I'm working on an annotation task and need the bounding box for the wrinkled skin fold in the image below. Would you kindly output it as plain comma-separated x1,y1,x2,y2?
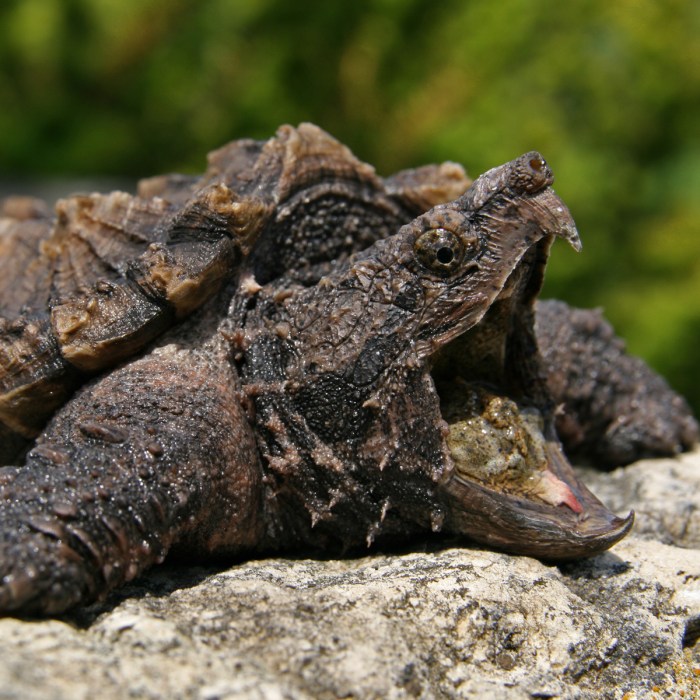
0,124,695,615
229,152,633,560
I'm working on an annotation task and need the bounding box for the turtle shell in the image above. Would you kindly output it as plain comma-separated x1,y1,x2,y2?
0,124,469,463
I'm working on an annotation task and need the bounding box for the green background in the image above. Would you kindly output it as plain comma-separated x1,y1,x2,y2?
1,0,698,412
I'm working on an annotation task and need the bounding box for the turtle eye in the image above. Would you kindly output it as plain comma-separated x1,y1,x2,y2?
414,228,472,275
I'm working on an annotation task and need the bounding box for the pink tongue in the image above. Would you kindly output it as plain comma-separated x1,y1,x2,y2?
537,469,583,514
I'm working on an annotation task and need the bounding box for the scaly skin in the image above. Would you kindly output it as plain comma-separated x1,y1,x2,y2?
0,124,469,464
0,129,694,616
230,153,633,560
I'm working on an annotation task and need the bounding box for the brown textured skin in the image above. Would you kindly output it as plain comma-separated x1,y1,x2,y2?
0,125,691,616
535,300,699,466
0,124,469,463
0,335,262,613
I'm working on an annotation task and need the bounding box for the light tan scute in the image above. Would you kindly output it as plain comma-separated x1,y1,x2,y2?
130,186,251,318
0,196,50,220
45,192,174,300
0,216,53,317
272,123,382,202
37,192,174,371
0,316,76,437
383,162,472,212
51,281,170,372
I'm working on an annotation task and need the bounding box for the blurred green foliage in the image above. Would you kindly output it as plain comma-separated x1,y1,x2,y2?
1,0,699,411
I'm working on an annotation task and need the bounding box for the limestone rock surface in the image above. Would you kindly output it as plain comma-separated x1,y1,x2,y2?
1,451,699,700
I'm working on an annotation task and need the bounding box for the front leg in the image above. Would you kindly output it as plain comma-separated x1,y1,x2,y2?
0,342,262,615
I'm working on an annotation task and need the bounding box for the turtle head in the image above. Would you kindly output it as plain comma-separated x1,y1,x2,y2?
239,152,632,558
401,152,632,558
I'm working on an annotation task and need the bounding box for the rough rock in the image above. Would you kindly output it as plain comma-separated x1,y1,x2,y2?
1,452,699,700
578,451,700,549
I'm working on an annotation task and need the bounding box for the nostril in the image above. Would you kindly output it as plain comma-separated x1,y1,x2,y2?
529,156,545,172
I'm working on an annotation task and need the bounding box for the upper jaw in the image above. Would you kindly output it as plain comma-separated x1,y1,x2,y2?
525,187,582,252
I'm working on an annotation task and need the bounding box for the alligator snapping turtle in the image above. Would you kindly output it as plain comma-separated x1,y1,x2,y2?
0,124,697,615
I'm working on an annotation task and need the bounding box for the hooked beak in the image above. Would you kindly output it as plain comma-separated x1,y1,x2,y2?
535,187,582,253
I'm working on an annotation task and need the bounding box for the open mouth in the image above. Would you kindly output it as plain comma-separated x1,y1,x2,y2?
430,240,634,560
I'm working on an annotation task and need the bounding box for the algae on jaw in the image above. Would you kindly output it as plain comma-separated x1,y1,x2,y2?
443,380,580,510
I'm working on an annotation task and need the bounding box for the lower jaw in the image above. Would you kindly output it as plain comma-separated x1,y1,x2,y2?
443,444,634,560
435,377,634,559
